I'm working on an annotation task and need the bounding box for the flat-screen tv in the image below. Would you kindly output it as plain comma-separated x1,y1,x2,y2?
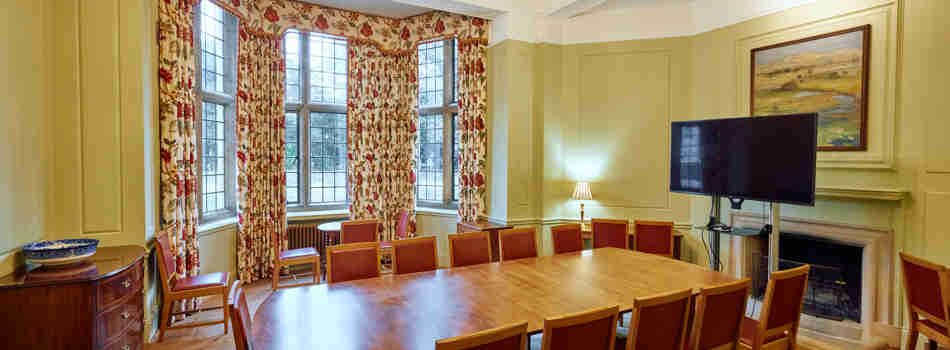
670,113,818,206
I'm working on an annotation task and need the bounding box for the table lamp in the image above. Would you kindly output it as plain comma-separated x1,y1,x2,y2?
571,182,592,222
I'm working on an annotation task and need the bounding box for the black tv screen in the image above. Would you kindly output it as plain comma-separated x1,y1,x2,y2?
669,113,817,206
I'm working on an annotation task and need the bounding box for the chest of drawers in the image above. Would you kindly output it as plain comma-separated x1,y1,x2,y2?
0,246,145,350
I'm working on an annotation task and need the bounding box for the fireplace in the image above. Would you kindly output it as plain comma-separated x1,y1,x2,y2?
750,232,863,322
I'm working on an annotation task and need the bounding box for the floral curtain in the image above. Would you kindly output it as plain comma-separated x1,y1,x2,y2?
158,0,201,282
347,41,418,241
455,36,489,221
235,25,287,282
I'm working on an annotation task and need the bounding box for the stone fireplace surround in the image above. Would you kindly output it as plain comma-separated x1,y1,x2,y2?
730,212,893,347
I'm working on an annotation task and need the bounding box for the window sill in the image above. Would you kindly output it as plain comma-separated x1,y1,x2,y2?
415,207,458,218
288,209,350,222
196,208,456,236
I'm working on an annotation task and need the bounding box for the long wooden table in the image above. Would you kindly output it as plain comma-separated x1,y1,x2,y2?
251,247,737,350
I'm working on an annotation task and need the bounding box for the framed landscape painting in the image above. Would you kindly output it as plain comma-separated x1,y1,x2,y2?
751,25,870,151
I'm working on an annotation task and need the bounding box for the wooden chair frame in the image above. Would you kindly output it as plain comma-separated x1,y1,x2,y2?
435,321,528,350
550,224,583,254
900,252,950,350
499,227,538,262
341,219,380,244
228,280,252,350
447,231,492,268
391,236,439,275
689,279,751,350
326,242,381,284
627,288,692,350
272,230,321,290
591,218,629,249
155,227,229,342
739,265,810,350
633,220,675,258
541,304,620,350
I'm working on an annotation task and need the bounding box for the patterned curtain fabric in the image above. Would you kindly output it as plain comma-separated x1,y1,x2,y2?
235,26,287,282
455,37,489,221
347,41,418,241
157,0,201,281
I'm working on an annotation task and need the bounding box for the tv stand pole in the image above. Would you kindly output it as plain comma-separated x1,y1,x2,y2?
709,195,722,271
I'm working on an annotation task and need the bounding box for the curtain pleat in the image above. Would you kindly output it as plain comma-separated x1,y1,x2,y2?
456,37,489,222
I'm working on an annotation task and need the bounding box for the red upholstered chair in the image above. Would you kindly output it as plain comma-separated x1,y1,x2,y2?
739,264,810,350
592,218,628,249
392,236,438,275
688,279,751,350
900,252,950,350
551,224,584,254
499,227,538,261
326,242,381,283
395,210,412,240
272,229,320,290
436,321,528,350
155,227,230,341
228,281,253,350
633,220,674,258
448,231,492,268
341,219,379,244
617,288,692,350
535,304,620,350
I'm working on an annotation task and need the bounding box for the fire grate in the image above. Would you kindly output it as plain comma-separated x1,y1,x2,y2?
751,253,860,322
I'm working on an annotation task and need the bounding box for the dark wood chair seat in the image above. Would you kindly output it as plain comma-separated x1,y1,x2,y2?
173,272,229,292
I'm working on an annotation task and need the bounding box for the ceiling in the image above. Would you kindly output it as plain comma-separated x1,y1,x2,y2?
297,0,432,19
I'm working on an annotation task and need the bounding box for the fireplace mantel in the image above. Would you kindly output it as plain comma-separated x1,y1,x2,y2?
815,186,909,201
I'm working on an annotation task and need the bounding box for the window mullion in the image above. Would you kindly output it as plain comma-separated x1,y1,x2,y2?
442,110,452,207
301,35,311,208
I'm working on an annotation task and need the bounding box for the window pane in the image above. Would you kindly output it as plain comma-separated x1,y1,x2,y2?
418,41,444,108
286,113,299,204
416,114,443,202
309,33,348,105
201,102,227,213
453,39,458,103
453,114,460,201
200,0,234,94
310,112,347,204
284,31,301,104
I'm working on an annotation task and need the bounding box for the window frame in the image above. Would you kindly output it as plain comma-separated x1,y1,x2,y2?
284,30,349,212
416,39,459,210
194,0,239,223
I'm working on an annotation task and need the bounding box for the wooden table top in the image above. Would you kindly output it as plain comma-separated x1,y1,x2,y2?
251,247,736,350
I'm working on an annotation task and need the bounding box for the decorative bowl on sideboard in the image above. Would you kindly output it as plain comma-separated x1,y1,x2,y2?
22,238,100,267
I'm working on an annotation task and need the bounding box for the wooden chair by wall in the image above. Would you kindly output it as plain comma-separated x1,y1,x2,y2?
535,304,620,350
448,231,492,268
499,227,538,261
900,252,950,350
326,242,381,283
435,321,529,350
551,224,583,254
689,279,751,350
341,219,379,244
228,280,253,350
592,218,628,249
618,288,692,350
155,229,230,341
272,229,320,290
739,265,810,350
633,220,674,258
391,236,438,275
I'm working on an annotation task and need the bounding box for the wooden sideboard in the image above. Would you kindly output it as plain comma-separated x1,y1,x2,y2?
0,245,145,350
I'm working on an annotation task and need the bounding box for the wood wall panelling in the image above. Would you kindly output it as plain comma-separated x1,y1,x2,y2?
924,192,950,264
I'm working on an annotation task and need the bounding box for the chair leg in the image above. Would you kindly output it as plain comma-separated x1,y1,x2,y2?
927,339,937,350
313,259,320,285
272,262,279,290
158,297,172,342
905,329,918,350
222,289,230,334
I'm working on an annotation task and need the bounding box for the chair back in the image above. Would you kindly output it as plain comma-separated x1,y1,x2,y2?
634,220,674,257
551,224,583,254
689,279,751,350
628,288,692,350
499,227,538,261
541,304,620,350
326,242,380,283
341,219,379,244
228,280,253,350
392,236,438,275
395,210,411,239
758,265,810,343
592,219,628,249
154,225,179,292
448,231,492,268
435,321,528,350
900,252,950,328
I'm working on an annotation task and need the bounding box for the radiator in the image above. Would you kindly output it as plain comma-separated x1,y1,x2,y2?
287,224,323,253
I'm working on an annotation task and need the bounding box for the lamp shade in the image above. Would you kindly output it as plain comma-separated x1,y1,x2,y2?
571,182,592,200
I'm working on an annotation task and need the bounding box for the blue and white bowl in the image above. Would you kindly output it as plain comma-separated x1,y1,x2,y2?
22,239,100,266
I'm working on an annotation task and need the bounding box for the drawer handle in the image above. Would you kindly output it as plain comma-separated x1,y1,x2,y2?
122,345,131,350
121,279,132,288
121,311,131,320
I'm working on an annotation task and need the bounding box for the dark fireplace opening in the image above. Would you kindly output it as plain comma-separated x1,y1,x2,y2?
752,232,863,323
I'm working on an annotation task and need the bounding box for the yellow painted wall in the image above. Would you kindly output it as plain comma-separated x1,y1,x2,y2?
0,0,55,276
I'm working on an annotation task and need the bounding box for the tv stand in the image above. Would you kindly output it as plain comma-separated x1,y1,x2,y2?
705,196,781,275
